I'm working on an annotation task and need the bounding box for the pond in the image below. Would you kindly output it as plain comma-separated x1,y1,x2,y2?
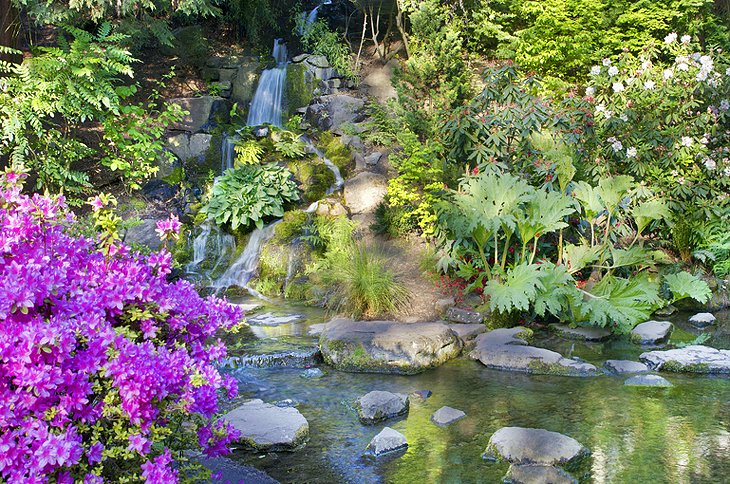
223,300,730,483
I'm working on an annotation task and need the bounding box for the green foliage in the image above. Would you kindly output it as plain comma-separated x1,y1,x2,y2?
274,210,309,243
272,130,306,159
234,140,265,165
664,272,712,304
202,163,299,230
297,18,355,80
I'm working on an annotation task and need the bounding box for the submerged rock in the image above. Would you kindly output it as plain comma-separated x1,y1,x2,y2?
470,328,601,377
431,406,466,426
319,318,462,374
640,345,730,373
483,427,590,472
195,455,279,484
630,320,673,345
411,390,432,400
624,374,673,387
445,307,483,324
689,312,717,328
355,390,409,424
247,312,305,326
504,464,578,484
300,368,324,378
365,427,408,457
603,360,650,374
224,399,309,451
548,324,612,342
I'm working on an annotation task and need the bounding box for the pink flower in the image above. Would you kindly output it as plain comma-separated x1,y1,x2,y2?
155,215,181,241
88,196,105,212
127,434,152,455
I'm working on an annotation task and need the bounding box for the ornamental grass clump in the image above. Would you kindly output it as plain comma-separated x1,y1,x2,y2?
0,171,243,483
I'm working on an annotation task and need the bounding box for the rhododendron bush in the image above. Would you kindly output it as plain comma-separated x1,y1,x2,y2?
0,171,243,482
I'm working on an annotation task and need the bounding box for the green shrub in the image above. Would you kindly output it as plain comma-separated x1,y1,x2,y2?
202,163,299,230
297,18,355,79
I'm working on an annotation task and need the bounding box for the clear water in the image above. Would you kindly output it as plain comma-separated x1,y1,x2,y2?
223,303,730,483
247,40,287,127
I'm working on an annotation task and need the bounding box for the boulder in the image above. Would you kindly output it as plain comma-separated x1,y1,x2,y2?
470,328,601,377
449,324,486,342
360,59,398,103
165,133,213,163
365,427,408,457
689,312,717,328
355,391,409,424
231,59,261,106
445,307,483,324
624,374,673,387
364,152,382,167
306,94,365,131
504,464,578,484
431,406,466,426
124,219,163,251
630,320,673,345
483,427,590,472
319,318,463,374
195,455,279,484
313,198,348,217
224,399,309,451
435,297,456,314
548,324,612,342
640,345,730,373
343,172,388,215
169,96,230,133
341,134,364,152
307,323,327,336
603,360,650,374
353,152,366,171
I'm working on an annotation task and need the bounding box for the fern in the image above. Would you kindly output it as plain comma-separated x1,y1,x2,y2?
234,140,265,165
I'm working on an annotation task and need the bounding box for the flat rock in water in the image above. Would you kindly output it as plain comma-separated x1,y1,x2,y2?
603,360,650,374
319,318,462,374
355,391,409,424
431,406,466,426
300,368,324,378
640,345,730,373
448,323,486,342
365,427,408,457
548,324,612,342
446,307,483,324
470,328,601,377
483,427,590,470
504,464,578,484
307,323,327,336
224,399,309,451
689,312,717,328
624,374,673,387
247,312,305,326
195,455,279,484
630,320,673,345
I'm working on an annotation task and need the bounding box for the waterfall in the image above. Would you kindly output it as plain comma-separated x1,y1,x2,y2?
211,221,281,294
221,134,236,173
247,39,288,127
186,222,236,282
304,0,331,28
300,135,344,193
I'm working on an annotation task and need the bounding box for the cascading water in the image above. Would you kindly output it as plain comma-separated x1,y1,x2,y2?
247,40,288,127
186,222,236,283
211,221,281,295
221,133,236,173
300,134,344,194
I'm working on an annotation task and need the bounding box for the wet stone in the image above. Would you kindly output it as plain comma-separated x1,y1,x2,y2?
689,312,717,328
365,427,408,457
300,368,324,379
548,324,612,342
504,464,578,484
224,399,309,451
431,406,466,426
603,360,650,374
446,307,483,324
483,427,590,470
624,374,673,387
448,323,486,342
630,320,673,345
356,390,409,425
411,390,432,400
247,312,305,326
640,345,730,373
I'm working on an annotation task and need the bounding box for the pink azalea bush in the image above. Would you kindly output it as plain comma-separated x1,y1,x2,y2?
0,171,243,482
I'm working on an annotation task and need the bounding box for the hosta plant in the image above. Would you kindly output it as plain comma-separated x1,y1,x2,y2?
203,163,300,230
0,170,243,482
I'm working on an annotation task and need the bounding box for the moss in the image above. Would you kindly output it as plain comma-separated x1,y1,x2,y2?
285,63,315,119
274,210,309,243
527,360,584,377
284,278,312,300
163,166,184,185
660,360,711,373
319,131,353,178
288,158,335,203
515,327,534,342
255,243,288,296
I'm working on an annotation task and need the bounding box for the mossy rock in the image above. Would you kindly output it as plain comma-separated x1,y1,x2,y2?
318,132,353,179
274,210,309,243
285,63,315,119
288,158,335,203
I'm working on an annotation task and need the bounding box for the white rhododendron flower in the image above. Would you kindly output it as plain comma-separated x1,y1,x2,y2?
590,65,601,76
586,87,595,97
620,113,628,122
644,80,655,90
641,60,652,71
677,63,689,72
704,158,716,170
602,58,612,66
612,82,624,92
625,77,635,85
612,140,623,152
720,100,730,111
680,136,693,147
608,66,619,77
681,35,691,44
663,69,674,79
724,167,730,177
626,147,637,158
664,32,678,44
595,104,606,114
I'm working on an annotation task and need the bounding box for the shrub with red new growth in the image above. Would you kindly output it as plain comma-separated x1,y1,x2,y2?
0,171,243,483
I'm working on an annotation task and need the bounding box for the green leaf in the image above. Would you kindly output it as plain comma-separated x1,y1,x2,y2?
664,272,711,304
484,264,544,313
563,241,600,273
631,199,670,236
581,274,661,333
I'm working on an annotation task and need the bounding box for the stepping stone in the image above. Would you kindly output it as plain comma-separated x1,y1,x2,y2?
624,374,673,387
689,312,716,328
549,324,612,342
446,307,483,324
365,427,408,457
603,360,650,374
483,427,590,470
300,368,324,378
471,328,601,377
504,464,578,484
319,318,462,374
224,399,309,451
411,390,432,400
355,391,409,424
640,345,730,373
448,323,486,342
630,321,673,345
431,406,466,426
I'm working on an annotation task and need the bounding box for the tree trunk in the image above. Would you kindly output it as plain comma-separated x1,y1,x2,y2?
395,0,410,59
0,0,21,63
